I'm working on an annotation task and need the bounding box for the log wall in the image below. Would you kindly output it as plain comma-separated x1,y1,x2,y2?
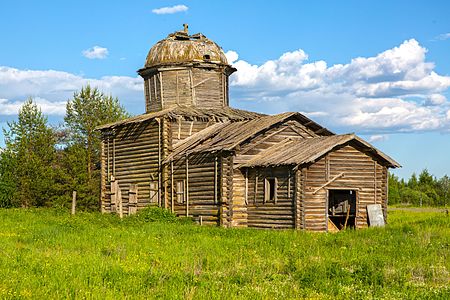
144,67,227,113
300,144,387,231
169,153,220,225
101,120,160,214
170,119,216,143
245,167,294,229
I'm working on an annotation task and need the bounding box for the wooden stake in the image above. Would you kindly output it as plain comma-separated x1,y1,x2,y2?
71,191,77,215
344,207,350,229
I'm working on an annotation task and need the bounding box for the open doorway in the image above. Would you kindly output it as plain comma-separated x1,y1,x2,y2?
328,189,356,230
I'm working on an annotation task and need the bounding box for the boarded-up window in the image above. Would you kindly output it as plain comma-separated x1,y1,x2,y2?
264,177,277,203
176,180,185,204
149,182,158,203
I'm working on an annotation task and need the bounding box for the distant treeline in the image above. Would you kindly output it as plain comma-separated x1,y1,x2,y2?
0,85,129,210
389,171,450,207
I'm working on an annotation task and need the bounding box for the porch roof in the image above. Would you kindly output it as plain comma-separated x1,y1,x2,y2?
238,134,400,168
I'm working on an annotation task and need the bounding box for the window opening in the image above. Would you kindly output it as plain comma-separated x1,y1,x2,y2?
176,180,185,204
264,178,277,203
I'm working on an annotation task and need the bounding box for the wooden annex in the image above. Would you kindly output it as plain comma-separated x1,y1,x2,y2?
97,25,400,231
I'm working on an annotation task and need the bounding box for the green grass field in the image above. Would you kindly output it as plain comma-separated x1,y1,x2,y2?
0,208,449,299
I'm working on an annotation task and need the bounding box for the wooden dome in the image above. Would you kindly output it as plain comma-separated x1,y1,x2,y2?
144,25,229,68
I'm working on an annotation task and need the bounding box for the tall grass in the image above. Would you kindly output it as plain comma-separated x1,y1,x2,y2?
0,208,448,299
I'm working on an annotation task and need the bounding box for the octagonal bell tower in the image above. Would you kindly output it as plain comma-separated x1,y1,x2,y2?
138,25,236,113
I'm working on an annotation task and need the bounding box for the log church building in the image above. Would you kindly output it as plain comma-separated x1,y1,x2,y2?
97,25,400,232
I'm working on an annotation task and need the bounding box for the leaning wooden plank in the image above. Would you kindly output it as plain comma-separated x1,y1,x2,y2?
312,172,345,194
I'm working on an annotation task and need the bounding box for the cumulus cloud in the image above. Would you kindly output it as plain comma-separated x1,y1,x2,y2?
0,66,143,119
152,4,188,15
82,46,109,59
1,38,450,137
228,39,450,133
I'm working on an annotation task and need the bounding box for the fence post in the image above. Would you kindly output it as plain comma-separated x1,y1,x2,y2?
71,191,77,215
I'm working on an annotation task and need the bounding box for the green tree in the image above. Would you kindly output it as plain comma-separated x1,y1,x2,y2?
0,148,18,207
63,85,129,210
1,98,56,207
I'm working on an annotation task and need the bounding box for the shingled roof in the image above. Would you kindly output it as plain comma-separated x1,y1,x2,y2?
238,134,400,168
164,112,334,162
96,106,263,130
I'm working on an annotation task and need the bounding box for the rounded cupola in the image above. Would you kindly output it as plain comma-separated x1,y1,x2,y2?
138,25,236,113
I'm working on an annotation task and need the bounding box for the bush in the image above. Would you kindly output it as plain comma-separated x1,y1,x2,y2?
131,206,179,223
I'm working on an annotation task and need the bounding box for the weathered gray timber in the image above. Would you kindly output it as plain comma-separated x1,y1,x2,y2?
97,25,400,232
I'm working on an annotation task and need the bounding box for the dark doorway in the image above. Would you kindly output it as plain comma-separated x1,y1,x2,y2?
328,190,356,230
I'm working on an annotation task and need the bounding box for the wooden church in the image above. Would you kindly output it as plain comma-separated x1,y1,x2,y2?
97,25,400,231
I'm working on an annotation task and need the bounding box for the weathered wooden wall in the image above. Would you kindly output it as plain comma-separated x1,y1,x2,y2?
228,119,314,228
170,119,216,144
245,167,294,229
300,144,387,231
101,120,160,214
169,153,220,225
144,68,227,113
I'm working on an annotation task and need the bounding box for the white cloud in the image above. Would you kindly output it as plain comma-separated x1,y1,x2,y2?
434,33,450,41
225,51,239,65
82,46,109,59
0,66,143,120
425,94,446,106
368,135,388,143
152,4,188,15
1,38,450,137
228,39,450,133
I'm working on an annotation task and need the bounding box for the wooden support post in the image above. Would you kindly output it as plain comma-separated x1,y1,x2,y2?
214,156,218,204
171,161,174,213
157,118,162,207
178,117,182,140
189,69,196,105
244,169,248,205
110,175,116,213
189,121,194,136
112,138,116,176
288,170,291,199
186,155,189,217
118,186,123,219
107,137,110,179
71,191,77,215
148,78,152,107
159,73,164,107
254,171,258,204
374,161,377,204
176,71,179,104
153,76,157,107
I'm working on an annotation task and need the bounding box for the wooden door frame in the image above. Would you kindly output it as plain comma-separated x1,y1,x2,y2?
325,187,360,231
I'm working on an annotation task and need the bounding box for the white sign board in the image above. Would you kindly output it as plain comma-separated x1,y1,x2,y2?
367,204,385,227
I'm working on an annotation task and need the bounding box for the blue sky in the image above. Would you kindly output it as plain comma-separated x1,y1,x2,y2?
0,1,449,179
